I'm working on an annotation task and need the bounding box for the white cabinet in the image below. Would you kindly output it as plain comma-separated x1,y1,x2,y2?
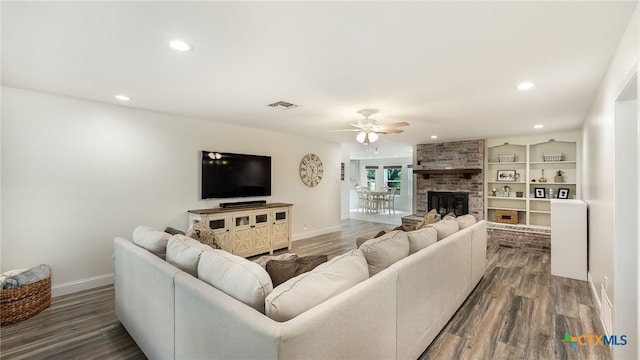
188,203,292,258
551,199,587,280
486,138,579,228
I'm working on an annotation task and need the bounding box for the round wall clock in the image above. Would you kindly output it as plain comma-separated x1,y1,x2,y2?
299,153,323,187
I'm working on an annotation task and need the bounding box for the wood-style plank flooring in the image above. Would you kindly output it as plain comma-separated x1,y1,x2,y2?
1,219,609,359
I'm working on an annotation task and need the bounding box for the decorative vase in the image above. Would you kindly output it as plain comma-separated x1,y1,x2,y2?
554,175,564,183
538,169,547,183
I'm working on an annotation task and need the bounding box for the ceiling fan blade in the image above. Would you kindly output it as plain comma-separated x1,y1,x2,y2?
383,121,410,127
377,129,404,134
348,123,363,128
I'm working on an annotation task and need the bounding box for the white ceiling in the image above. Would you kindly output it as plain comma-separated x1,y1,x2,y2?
2,1,636,159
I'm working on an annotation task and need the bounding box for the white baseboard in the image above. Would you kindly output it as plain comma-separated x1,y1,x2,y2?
292,225,342,241
51,273,114,298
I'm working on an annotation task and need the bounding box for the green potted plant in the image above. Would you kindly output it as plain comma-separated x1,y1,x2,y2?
554,170,564,183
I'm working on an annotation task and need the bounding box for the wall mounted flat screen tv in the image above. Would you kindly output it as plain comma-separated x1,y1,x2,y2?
201,151,272,199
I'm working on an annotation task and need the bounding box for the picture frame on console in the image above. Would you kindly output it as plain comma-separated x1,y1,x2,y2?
497,170,516,181
558,188,570,199
534,187,546,199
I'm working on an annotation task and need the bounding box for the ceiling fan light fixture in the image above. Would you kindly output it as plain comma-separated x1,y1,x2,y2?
356,131,367,143
368,132,379,143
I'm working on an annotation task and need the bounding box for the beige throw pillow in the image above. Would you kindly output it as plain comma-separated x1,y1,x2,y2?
265,249,368,322
198,250,273,313
421,209,441,227
359,230,410,276
186,220,221,249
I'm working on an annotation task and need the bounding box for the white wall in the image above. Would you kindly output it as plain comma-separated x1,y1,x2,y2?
581,7,638,359
1,87,342,295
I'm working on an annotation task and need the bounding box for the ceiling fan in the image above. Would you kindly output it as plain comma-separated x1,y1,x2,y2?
342,109,409,145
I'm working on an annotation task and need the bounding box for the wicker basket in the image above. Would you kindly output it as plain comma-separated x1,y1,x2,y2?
1,276,51,325
498,154,515,162
542,153,563,162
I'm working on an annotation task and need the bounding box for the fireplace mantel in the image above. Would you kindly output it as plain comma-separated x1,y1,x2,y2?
413,168,482,179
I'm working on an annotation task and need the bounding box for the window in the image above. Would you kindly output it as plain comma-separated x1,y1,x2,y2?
384,166,402,192
366,166,378,191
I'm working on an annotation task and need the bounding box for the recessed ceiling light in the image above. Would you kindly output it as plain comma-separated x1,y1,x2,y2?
170,40,192,52
115,94,130,101
517,81,535,90
534,124,544,129
431,135,438,139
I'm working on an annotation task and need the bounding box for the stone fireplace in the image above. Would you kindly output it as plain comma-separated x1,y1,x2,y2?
413,139,485,219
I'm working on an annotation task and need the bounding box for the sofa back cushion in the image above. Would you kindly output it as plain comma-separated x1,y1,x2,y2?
265,249,368,322
426,219,460,241
456,214,477,229
406,227,438,255
198,250,273,313
166,235,212,277
358,230,409,276
133,225,171,259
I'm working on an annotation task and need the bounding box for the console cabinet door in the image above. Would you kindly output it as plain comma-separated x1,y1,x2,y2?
272,208,290,251
232,214,252,256
252,210,271,254
205,214,231,252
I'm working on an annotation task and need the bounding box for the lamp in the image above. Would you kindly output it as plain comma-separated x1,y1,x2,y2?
356,131,379,145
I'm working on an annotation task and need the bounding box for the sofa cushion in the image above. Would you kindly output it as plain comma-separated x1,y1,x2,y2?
266,255,328,287
442,212,457,221
132,225,171,259
456,214,477,229
166,235,212,277
265,249,368,322
406,226,438,254
198,250,273,313
426,219,460,241
358,230,409,276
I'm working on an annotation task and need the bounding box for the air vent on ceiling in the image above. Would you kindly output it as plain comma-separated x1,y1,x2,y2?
267,101,299,110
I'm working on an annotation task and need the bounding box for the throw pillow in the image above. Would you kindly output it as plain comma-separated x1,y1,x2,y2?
393,225,408,231
253,253,299,268
426,219,460,241
164,226,185,235
422,209,441,226
186,220,221,249
132,225,171,259
442,212,457,221
265,249,368,322
456,214,477,229
359,230,410,276
373,230,387,238
166,235,212,277
266,255,328,287
406,226,438,254
198,250,273,314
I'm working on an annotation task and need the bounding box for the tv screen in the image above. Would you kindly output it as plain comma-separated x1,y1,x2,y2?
201,151,272,199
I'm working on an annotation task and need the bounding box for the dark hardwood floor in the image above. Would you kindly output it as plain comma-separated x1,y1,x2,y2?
1,219,609,360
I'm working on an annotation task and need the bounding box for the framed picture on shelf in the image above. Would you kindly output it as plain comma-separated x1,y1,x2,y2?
497,170,516,181
534,187,546,198
558,188,570,199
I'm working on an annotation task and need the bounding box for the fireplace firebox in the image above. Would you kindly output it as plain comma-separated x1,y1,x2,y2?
428,191,469,218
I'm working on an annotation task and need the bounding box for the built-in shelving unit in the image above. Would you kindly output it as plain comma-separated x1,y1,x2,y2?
486,137,580,228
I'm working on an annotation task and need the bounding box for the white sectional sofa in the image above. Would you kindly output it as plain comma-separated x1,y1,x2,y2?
114,218,487,360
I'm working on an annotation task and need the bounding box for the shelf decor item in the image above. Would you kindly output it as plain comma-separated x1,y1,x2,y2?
538,169,547,183
496,209,518,224
554,170,564,183
558,188,570,199
543,153,563,162
497,170,516,181
498,154,515,162
534,187,546,199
